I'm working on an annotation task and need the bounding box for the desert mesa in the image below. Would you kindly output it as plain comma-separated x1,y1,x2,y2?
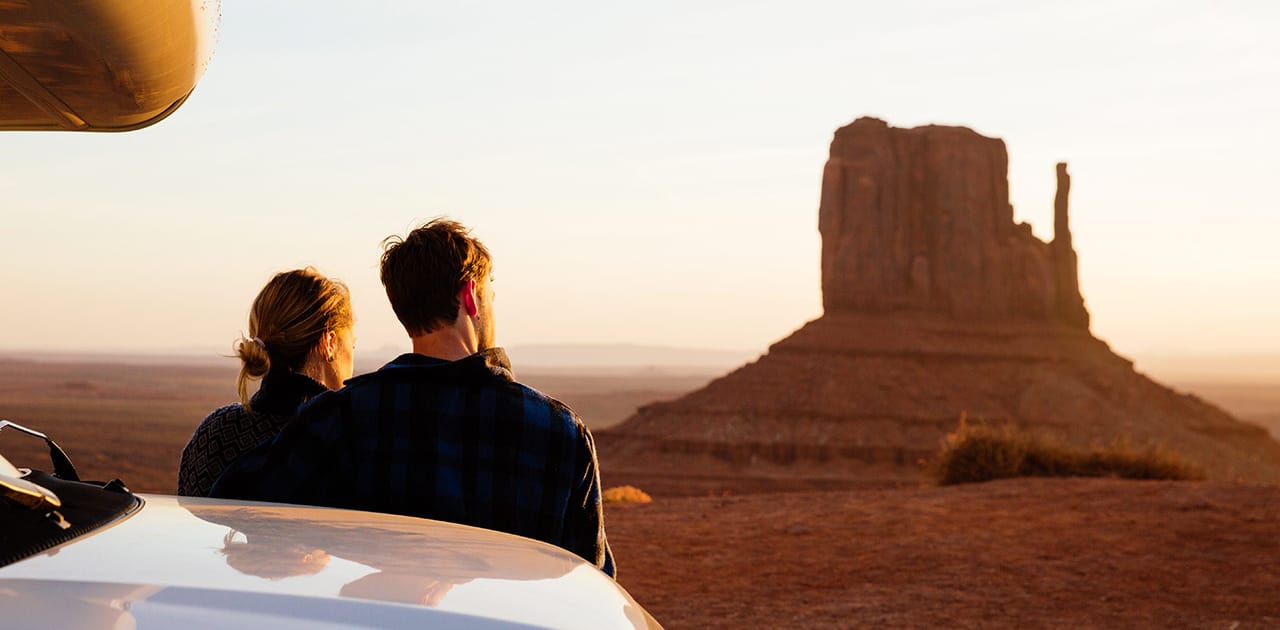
599,116,1280,489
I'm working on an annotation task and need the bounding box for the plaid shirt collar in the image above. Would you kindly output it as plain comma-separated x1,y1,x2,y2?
351,347,516,385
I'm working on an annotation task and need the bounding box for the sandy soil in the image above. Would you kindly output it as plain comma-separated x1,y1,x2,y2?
4,358,1279,628
608,477,1280,629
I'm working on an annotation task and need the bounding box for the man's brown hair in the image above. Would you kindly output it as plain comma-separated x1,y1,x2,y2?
380,218,492,336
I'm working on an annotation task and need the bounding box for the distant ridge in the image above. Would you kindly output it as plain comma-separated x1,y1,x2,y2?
5,347,1279,382
1131,353,1280,383
0,344,761,374
506,344,759,371
0,350,229,367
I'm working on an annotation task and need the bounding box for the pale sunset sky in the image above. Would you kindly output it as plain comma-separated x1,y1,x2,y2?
2,1,1277,366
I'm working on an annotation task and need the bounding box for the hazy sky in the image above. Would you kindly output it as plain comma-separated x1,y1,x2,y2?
3,1,1277,363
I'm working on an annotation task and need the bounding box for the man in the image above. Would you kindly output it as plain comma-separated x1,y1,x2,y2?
211,219,614,577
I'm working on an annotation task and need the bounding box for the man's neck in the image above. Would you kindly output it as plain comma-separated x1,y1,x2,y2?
409,330,477,362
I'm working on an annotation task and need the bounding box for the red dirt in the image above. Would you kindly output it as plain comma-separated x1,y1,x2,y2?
5,360,1279,628
607,477,1280,629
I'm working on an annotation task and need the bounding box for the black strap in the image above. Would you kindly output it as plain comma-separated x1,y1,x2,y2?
0,420,80,481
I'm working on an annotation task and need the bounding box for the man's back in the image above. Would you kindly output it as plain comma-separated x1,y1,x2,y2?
210,348,614,576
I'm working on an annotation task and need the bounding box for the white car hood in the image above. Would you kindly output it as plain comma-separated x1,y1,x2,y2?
0,495,657,629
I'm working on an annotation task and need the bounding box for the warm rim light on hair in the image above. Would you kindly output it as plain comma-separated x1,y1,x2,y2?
380,218,493,337
234,267,353,407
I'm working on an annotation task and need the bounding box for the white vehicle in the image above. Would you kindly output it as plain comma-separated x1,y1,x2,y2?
1,3,661,628
0,421,659,629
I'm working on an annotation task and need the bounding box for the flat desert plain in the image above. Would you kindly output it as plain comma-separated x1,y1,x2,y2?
1,356,1279,628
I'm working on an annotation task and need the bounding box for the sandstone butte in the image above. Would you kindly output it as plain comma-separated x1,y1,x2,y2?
598,116,1280,490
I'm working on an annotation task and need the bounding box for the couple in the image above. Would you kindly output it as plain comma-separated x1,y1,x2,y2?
177,219,614,577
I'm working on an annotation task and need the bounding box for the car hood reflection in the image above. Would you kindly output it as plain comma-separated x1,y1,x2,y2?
0,495,654,629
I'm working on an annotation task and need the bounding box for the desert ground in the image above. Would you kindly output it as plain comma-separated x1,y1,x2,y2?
0,356,715,491
2,356,1279,628
608,478,1280,628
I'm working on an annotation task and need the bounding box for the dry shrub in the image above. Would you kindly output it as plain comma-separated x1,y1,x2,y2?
603,485,653,505
929,419,1205,485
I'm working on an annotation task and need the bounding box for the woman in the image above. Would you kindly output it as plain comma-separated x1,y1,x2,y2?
178,267,355,496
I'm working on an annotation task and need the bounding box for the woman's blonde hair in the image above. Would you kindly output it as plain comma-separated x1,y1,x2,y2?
234,267,353,406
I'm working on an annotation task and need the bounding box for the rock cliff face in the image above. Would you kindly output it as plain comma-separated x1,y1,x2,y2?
819,118,1088,326
600,117,1280,485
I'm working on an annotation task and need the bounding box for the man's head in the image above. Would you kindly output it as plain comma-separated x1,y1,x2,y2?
380,219,495,349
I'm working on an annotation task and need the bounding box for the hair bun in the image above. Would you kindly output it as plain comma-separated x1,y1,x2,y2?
235,267,352,405
236,336,272,379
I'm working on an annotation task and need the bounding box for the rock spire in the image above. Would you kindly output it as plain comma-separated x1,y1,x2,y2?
598,117,1280,490
818,117,1089,327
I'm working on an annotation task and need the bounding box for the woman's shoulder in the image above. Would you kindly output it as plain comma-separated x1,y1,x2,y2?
180,403,289,497
193,402,283,438
184,402,291,460
202,402,251,425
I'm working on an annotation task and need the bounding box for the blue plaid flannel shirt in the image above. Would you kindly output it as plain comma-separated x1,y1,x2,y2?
210,348,615,577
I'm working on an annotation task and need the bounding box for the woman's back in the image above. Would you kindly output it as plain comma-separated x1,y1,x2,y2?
178,370,325,496
177,267,355,496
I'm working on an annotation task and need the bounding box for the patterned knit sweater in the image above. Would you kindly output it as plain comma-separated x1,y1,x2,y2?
178,370,326,496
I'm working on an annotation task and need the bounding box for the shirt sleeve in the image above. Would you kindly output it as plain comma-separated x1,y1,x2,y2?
177,416,214,496
179,404,238,497
209,393,347,506
562,419,616,578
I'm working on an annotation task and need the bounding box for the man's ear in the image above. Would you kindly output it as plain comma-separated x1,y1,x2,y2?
460,279,479,317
